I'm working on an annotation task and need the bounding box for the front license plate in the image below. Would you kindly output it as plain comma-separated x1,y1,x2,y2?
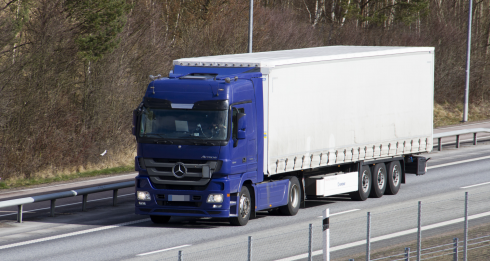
168,195,190,201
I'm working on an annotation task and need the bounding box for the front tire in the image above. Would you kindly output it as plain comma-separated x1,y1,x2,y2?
350,166,371,201
370,163,387,198
230,185,252,226
386,161,402,195
279,176,301,216
150,215,171,224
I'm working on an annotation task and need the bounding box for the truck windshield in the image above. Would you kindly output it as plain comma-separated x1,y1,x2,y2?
139,107,229,141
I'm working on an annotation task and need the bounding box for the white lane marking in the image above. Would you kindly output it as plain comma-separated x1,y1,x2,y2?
0,193,133,217
428,155,490,170
136,245,191,256
276,210,490,261
0,218,150,250
461,181,490,189
317,209,360,218
0,173,137,195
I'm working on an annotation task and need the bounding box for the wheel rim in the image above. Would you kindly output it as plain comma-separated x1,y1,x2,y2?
290,184,300,208
239,193,251,218
377,168,385,188
392,165,400,186
362,170,370,192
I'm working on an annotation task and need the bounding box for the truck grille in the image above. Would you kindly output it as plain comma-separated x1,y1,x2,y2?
143,158,221,186
152,183,208,190
153,159,208,164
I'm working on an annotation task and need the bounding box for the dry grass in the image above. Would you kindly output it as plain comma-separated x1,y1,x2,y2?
0,151,135,189
434,102,490,128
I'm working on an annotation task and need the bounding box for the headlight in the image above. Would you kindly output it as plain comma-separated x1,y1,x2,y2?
137,191,151,201
207,193,224,203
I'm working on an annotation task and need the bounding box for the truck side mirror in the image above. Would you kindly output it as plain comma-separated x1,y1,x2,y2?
237,113,247,130
132,110,138,136
233,112,247,147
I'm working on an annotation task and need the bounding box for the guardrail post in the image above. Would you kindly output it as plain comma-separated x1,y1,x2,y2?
473,133,477,145
405,247,410,261
366,212,371,261
248,235,253,261
50,199,56,217
456,135,460,148
178,250,183,261
438,138,442,151
323,208,330,261
464,192,468,261
453,238,459,261
17,205,23,223
82,194,88,211
308,223,313,261
417,201,422,261
113,189,118,206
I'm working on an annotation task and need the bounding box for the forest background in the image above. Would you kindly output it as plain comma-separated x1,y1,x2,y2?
1,0,490,182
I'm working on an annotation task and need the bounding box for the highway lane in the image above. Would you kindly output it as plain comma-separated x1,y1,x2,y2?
1,145,490,260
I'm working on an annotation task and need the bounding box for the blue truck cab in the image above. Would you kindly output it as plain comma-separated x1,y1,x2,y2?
133,65,292,226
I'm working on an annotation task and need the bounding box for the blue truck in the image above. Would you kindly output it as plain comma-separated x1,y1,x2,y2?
133,46,433,225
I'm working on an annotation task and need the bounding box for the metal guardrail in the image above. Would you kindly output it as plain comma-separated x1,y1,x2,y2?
0,181,134,223
0,129,488,223
433,128,490,151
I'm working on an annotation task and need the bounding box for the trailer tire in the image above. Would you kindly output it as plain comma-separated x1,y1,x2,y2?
150,215,171,224
370,163,387,198
279,176,301,216
386,161,402,195
350,165,371,201
230,185,252,226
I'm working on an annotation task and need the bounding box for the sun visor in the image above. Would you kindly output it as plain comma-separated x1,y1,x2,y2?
143,97,172,109
192,100,229,110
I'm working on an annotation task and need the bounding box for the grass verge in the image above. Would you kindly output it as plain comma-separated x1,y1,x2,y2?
0,165,134,190
434,102,490,128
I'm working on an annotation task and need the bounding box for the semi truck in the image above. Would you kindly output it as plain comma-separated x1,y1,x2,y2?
133,46,434,226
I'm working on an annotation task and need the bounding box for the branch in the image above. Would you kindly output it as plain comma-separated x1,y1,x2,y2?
0,41,32,55
1,0,19,11
359,0,375,10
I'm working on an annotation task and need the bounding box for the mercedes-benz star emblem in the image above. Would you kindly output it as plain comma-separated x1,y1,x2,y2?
172,162,187,178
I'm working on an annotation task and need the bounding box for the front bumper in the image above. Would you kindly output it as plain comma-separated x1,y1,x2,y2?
134,175,237,218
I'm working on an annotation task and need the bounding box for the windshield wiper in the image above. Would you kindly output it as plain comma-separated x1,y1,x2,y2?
143,133,167,138
192,141,216,146
154,140,173,144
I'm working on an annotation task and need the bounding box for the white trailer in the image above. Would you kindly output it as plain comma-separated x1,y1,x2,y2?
175,46,434,202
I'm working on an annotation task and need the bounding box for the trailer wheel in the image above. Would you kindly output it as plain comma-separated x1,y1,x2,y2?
370,163,387,198
350,166,371,201
386,161,401,195
230,185,251,226
150,215,171,224
279,176,301,216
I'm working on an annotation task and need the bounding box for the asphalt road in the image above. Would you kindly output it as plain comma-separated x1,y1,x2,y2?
1,126,490,260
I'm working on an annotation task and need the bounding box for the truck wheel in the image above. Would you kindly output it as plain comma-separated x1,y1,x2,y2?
230,185,251,226
386,161,401,195
279,176,301,216
370,163,387,198
350,165,371,201
150,215,171,224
